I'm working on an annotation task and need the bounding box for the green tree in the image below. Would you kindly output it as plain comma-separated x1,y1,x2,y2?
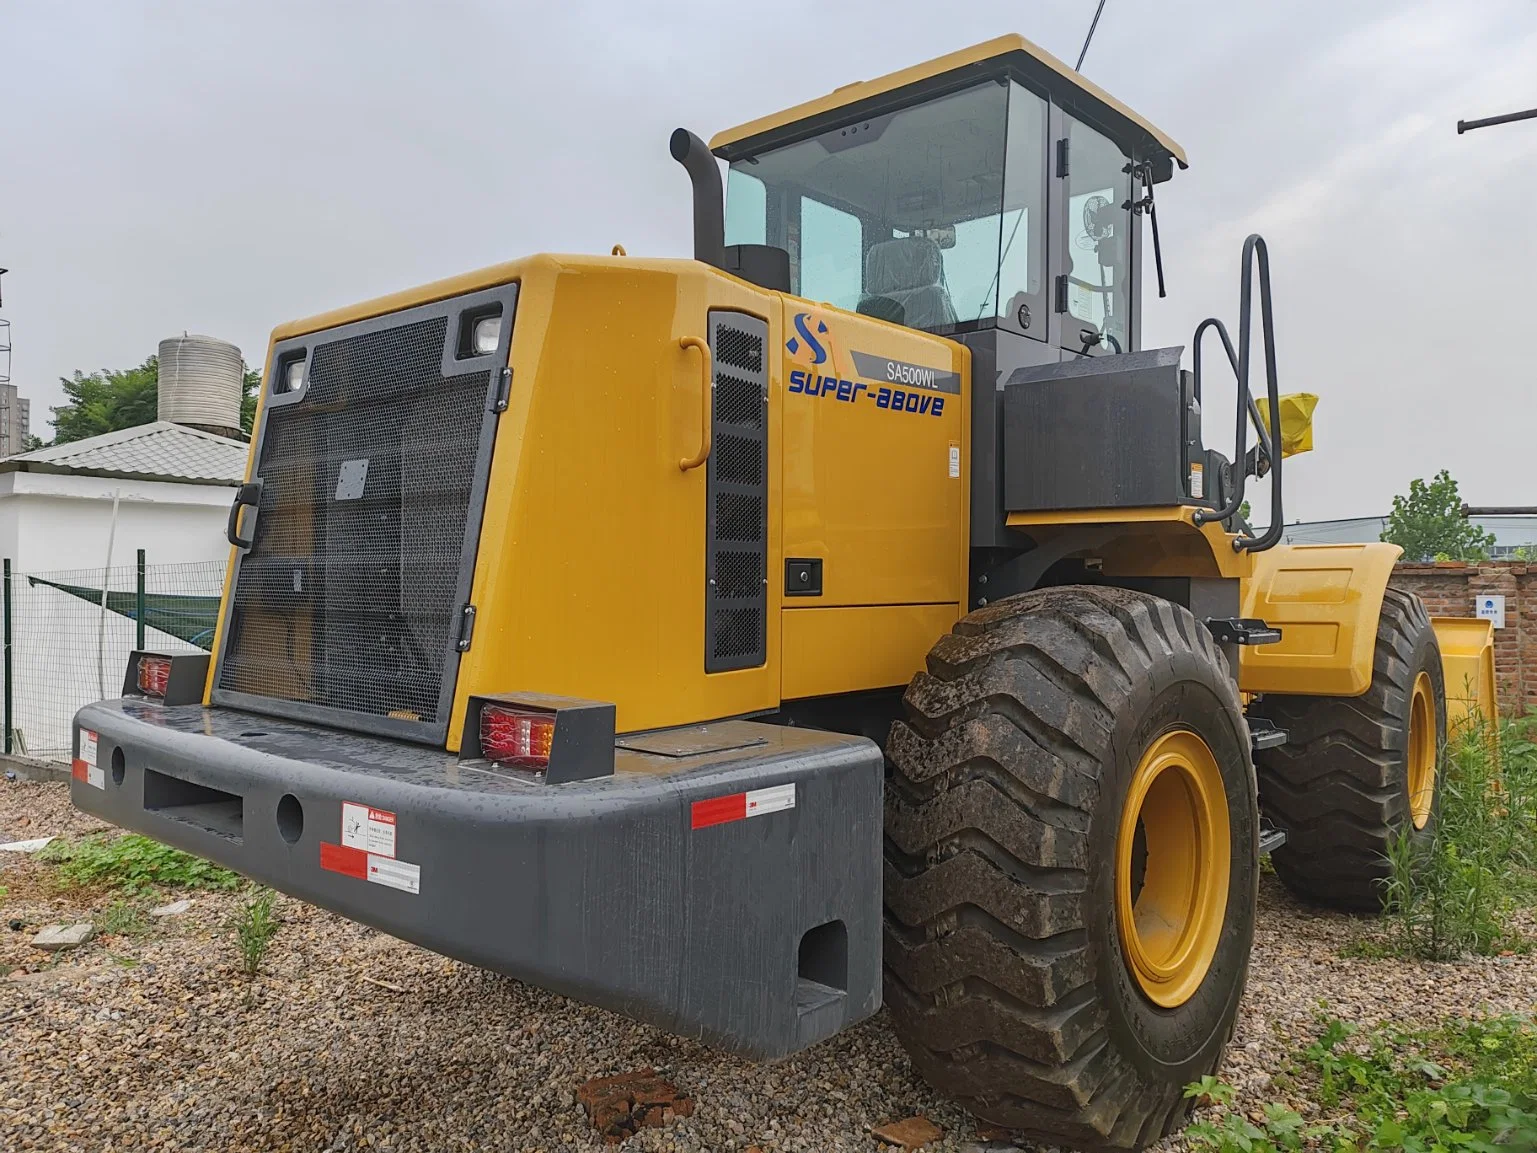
1381,470,1497,562
52,358,159,444
50,357,258,446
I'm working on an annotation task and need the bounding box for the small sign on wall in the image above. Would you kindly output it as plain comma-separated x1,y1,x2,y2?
1476,594,1506,629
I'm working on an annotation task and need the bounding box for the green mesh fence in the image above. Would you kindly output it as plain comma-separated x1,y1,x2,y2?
5,560,227,762
24,578,220,649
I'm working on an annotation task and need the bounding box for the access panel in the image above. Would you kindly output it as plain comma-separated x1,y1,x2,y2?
778,301,967,608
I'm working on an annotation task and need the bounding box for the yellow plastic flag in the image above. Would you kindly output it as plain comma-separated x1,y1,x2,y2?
1255,392,1319,457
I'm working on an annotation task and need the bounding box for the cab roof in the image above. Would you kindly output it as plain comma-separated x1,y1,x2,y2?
709,33,1187,174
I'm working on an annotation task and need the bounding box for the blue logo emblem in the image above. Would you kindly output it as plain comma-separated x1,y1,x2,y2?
786,312,828,365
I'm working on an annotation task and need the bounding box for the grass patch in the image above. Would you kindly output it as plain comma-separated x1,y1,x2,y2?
98,899,148,937
233,889,279,978
40,833,240,895
1187,1012,1537,1151
1335,933,1400,960
1379,711,1537,960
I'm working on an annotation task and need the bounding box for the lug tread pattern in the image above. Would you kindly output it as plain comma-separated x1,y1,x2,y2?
1250,588,1442,910
883,586,1244,1150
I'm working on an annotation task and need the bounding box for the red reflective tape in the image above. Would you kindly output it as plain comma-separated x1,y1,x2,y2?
319,841,368,880
690,792,747,829
71,759,89,782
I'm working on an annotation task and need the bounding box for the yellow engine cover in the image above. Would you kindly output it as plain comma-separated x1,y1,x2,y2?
241,255,971,748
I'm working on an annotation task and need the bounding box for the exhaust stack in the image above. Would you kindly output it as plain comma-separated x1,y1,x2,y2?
670,128,726,271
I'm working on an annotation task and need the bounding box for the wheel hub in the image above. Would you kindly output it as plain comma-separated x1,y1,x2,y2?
1115,730,1231,1009
1407,671,1437,829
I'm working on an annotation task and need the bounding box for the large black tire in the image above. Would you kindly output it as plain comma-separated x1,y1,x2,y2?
1250,587,1445,911
883,586,1259,1151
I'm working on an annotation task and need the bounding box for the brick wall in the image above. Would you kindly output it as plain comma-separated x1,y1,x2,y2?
1390,561,1534,716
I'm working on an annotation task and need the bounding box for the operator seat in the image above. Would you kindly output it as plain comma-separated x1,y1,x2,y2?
857,236,958,332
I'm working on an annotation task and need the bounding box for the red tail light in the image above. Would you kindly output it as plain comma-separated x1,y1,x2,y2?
137,656,172,698
480,705,555,768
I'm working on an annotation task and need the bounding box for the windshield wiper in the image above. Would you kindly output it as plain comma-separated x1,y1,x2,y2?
1126,162,1167,299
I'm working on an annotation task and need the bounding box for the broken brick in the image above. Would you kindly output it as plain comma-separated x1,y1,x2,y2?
577,1068,694,1145
873,1115,944,1150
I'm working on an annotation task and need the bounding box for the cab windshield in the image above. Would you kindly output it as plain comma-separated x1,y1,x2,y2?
724,81,1048,338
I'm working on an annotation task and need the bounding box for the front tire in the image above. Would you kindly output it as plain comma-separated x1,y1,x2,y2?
883,586,1259,1151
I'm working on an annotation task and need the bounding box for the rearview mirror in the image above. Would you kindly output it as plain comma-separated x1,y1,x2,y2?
917,225,956,250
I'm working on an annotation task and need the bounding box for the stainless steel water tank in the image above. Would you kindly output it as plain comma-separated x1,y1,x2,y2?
157,334,242,432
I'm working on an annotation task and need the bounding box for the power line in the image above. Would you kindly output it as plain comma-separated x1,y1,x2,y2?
1076,0,1109,71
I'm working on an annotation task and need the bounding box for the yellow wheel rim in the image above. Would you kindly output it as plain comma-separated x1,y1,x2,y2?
1408,671,1437,830
1115,730,1231,1009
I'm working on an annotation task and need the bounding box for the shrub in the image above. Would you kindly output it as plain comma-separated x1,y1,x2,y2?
1186,1013,1537,1151
1380,710,1537,960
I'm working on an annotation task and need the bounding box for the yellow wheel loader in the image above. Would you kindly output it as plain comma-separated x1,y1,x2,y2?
72,33,1497,1151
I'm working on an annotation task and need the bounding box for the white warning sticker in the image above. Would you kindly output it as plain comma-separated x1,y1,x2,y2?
948,442,961,479
1189,463,1205,499
79,729,98,766
341,802,397,858
367,855,420,894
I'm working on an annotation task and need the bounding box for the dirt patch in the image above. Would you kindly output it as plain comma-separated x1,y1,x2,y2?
3,779,1535,1152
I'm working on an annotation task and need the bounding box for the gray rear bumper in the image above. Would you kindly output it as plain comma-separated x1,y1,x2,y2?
71,700,883,1060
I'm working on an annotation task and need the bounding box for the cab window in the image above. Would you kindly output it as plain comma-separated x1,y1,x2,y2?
724,170,767,246
799,197,863,310
724,82,1010,335
1063,115,1132,353
996,82,1049,338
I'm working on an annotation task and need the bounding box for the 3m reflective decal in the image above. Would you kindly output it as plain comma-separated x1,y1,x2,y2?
691,783,796,829
320,841,368,879
320,841,420,894
367,856,420,894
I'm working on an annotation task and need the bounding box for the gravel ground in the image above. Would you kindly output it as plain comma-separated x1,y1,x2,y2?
3,777,1535,1153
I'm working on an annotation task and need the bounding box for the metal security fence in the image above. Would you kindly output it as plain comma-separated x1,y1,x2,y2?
2,554,226,762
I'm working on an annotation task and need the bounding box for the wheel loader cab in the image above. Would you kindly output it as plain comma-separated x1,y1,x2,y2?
713,45,1176,358
708,35,1189,557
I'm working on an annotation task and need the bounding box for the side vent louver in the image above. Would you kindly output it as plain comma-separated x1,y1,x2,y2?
705,311,768,672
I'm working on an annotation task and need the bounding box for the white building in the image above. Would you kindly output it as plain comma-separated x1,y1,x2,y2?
0,420,245,570
0,421,247,760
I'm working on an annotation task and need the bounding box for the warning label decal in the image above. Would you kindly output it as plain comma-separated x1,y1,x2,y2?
341,802,396,858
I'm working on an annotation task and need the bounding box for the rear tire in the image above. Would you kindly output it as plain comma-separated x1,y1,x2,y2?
1250,587,1445,912
883,586,1258,1151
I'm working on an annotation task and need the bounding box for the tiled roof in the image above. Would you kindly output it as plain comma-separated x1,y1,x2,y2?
3,421,248,484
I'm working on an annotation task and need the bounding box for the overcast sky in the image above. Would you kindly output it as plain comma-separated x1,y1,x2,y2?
3,0,1534,522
